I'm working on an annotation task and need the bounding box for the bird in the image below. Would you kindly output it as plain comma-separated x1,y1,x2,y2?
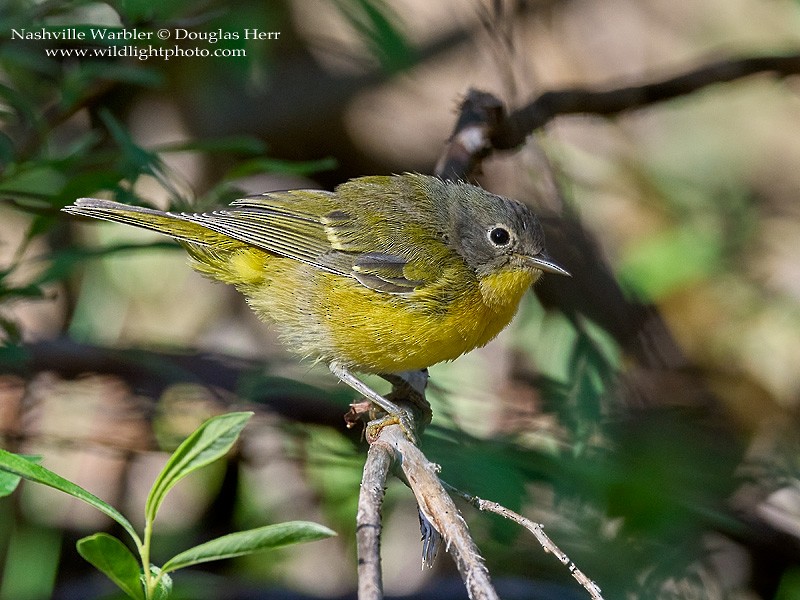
62,173,568,438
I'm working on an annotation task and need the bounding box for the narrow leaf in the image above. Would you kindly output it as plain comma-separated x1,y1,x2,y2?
146,566,173,600
0,454,40,497
145,412,252,522
0,449,140,545
162,521,336,573
77,534,145,600
154,136,267,155
0,470,22,497
224,157,337,179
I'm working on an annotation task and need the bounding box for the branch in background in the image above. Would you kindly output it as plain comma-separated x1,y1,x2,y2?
434,90,505,182
497,52,800,148
437,52,800,178
0,339,350,430
437,89,685,369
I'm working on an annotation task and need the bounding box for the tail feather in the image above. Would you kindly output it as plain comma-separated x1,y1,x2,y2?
62,199,231,247
63,198,272,287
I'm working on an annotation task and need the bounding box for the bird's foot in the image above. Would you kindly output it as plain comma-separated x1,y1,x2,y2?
365,406,418,445
331,362,427,444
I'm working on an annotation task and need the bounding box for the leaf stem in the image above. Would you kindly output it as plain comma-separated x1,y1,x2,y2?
141,516,155,598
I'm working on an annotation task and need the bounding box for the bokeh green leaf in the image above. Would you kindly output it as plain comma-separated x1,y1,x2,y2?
77,533,145,600
0,449,141,545
145,412,253,522
162,521,336,572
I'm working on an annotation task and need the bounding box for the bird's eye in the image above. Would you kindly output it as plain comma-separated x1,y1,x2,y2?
488,226,512,247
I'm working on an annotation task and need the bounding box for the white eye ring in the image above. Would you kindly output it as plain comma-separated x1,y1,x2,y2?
487,225,512,247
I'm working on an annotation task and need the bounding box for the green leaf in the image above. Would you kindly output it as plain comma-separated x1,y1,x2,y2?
145,412,253,522
77,533,145,600
0,470,22,497
775,566,800,600
0,455,40,497
70,61,162,88
0,316,22,343
0,165,67,198
97,109,171,193
224,156,337,180
618,223,723,299
333,0,416,72
0,449,141,546
162,521,336,572
0,131,14,163
146,566,173,600
0,283,45,301
154,136,267,156
0,82,37,126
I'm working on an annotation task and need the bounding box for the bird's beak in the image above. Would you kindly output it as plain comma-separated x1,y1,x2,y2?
524,255,571,276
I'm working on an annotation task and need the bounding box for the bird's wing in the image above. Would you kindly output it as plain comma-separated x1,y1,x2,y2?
66,190,448,294
179,192,340,273
220,192,445,294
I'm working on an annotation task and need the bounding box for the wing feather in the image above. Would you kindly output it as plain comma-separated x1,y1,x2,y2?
65,184,451,295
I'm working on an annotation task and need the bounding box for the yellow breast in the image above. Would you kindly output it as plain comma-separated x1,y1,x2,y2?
320,266,536,373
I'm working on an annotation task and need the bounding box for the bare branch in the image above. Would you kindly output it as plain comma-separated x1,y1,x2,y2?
496,53,800,149
436,52,800,179
371,425,499,600
433,54,792,369
356,443,393,600
444,483,605,600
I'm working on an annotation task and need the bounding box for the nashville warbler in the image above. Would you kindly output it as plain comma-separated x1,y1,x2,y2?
63,173,568,435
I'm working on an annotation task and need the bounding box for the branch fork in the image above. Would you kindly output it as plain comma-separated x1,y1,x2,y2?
353,375,603,600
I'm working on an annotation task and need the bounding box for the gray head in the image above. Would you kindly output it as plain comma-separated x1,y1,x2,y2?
441,180,569,279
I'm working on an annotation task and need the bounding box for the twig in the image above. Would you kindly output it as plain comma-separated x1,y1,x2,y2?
353,369,498,600
356,443,393,600
444,482,605,600
371,425,499,600
496,52,800,149
436,52,800,180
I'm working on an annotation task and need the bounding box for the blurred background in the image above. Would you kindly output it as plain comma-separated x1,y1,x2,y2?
2,0,800,598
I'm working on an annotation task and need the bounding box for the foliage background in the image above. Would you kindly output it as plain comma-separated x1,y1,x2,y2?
1,0,800,598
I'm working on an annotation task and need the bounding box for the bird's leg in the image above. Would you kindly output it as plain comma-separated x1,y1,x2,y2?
380,369,432,430
330,362,427,444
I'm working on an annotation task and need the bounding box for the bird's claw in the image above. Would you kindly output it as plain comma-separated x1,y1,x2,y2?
366,407,418,445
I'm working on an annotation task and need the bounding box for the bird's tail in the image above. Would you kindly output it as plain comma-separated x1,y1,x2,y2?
63,198,271,287
62,199,229,246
